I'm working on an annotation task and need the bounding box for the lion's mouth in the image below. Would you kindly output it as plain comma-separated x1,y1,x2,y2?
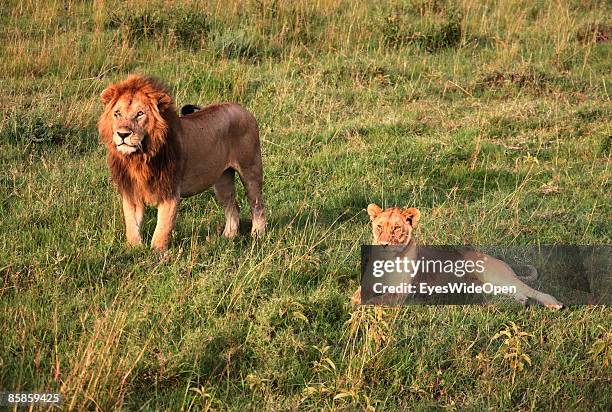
117,142,141,149
116,142,143,154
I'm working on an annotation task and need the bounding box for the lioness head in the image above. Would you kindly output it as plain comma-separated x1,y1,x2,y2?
98,75,174,156
367,203,420,245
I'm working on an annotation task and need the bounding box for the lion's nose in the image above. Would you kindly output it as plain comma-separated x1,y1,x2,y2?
117,131,132,140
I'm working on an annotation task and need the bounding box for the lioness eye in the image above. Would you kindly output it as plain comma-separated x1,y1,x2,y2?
113,111,121,118
136,111,144,118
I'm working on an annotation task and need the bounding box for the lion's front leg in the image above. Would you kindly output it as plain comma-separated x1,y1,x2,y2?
151,197,180,251
122,194,144,246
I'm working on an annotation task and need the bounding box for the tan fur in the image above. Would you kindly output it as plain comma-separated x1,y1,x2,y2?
99,75,267,250
352,204,562,309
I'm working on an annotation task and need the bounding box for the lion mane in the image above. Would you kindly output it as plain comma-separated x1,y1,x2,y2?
97,75,181,204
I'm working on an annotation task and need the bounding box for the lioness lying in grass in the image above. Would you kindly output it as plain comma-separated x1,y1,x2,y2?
352,204,563,309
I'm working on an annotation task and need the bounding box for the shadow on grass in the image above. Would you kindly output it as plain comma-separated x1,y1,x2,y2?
126,320,255,398
269,167,523,232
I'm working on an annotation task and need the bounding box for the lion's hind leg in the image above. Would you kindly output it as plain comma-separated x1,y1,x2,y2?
214,168,240,238
477,254,563,310
237,164,267,237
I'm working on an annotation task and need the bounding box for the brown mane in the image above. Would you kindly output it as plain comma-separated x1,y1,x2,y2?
98,75,182,204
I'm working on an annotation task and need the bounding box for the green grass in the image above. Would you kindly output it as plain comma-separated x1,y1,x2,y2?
0,0,610,410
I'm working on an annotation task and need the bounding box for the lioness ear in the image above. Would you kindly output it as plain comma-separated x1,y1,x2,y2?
100,85,117,106
402,207,420,228
367,203,383,221
155,91,172,112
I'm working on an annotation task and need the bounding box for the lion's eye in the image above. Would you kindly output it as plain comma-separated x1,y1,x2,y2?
376,225,382,232
113,111,121,118
136,111,145,118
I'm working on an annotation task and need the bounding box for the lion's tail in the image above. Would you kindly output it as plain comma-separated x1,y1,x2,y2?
516,264,538,282
180,104,202,116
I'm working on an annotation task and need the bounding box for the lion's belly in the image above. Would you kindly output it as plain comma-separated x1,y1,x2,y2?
178,152,229,197
179,172,222,197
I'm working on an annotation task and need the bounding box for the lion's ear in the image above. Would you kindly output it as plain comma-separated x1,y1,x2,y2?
155,91,173,112
100,85,117,106
402,207,420,228
367,203,383,221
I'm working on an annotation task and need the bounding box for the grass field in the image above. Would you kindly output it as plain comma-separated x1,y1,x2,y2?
0,0,610,410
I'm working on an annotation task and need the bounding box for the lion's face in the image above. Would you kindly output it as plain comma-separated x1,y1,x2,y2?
99,75,173,156
107,93,154,154
367,204,420,246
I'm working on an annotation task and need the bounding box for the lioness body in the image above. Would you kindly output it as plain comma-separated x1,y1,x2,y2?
353,204,563,309
98,75,266,250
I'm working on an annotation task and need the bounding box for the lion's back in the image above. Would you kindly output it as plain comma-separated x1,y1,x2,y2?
180,103,258,143
177,102,261,193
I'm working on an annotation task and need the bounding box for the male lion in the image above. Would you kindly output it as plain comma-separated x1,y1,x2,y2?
352,204,563,309
98,75,266,250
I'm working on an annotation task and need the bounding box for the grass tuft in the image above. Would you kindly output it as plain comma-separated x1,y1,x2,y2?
211,29,278,60
381,6,462,51
0,109,92,152
105,5,212,48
